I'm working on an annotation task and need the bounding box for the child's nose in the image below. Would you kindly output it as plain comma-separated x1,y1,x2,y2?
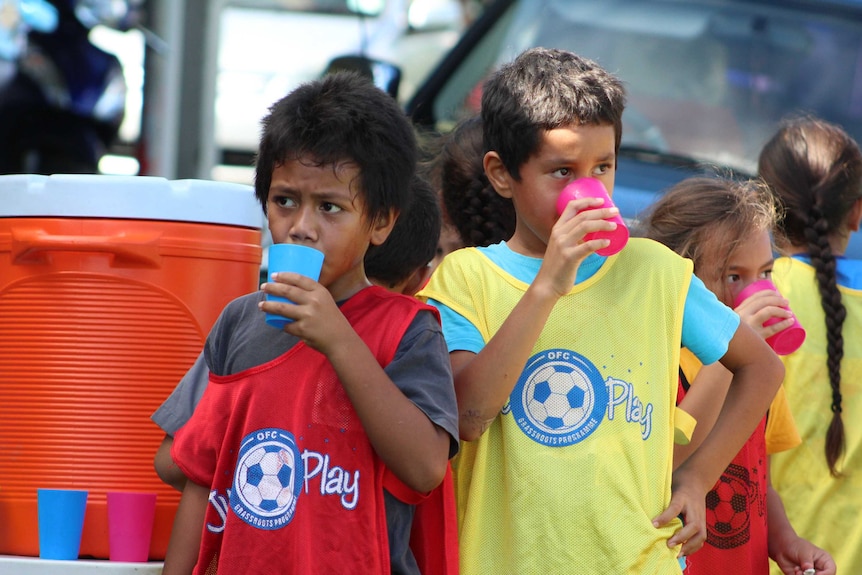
733,280,758,304
288,206,317,241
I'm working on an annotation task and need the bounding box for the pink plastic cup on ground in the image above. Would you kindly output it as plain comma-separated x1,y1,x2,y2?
107,491,157,562
733,279,806,355
556,178,629,256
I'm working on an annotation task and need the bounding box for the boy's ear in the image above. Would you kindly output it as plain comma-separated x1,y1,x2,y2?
484,151,514,199
401,264,433,296
369,208,399,247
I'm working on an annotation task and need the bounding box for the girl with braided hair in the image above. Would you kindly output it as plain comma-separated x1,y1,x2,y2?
760,115,862,574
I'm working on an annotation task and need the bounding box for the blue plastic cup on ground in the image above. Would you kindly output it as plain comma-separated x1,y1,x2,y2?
37,488,88,560
265,243,325,329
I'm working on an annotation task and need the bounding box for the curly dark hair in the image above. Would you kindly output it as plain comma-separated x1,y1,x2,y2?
364,174,441,288
430,115,515,247
254,72,417,225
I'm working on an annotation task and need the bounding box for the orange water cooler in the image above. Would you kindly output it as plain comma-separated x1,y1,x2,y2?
0,174,263,559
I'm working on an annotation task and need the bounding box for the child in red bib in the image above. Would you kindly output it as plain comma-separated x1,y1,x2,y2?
642,176,835,575
162,72,459,575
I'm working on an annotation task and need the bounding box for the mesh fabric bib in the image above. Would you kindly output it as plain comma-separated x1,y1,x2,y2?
422,238,692,574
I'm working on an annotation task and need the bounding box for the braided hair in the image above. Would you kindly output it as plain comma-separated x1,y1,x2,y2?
430,115,516,247
758,115,862,477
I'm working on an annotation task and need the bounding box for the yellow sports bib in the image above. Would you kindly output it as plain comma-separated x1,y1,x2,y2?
770,256,862,575
421,238,692,574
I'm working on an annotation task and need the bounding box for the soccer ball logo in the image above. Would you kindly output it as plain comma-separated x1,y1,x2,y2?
237,445,295,512
705,464,752,548
511,350,608,446
525,364,592,432
231,428,303,529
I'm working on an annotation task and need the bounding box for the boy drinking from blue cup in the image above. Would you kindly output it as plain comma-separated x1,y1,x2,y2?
161,72,458,575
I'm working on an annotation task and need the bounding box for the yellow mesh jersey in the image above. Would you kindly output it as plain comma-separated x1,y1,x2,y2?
679,349,799,455
420,238,692,574
770,256,862,575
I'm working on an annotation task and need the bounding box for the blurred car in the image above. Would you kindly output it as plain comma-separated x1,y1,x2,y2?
399,0,862,257
215,0,466,163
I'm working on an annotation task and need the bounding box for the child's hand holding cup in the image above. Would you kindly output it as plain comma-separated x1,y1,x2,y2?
733,279,806,355
265,243,325,329
556,178,629,256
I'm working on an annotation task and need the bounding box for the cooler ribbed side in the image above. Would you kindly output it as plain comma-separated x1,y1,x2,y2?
0,272,202,558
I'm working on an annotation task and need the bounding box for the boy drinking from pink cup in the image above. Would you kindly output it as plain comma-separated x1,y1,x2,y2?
555,177,628,255
418,47,784,573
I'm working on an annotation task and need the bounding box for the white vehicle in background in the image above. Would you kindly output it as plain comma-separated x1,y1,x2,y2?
92,0,466,175
214,0,466,164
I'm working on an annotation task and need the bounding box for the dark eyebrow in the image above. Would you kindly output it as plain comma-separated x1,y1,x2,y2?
545,151,616,165
727,258,775,271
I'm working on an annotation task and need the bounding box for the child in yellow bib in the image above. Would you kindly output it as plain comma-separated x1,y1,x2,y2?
760,115,862,575
418,47,784,574
642,176,835,575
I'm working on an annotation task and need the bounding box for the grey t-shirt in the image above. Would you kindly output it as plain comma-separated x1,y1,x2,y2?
152,289,458,575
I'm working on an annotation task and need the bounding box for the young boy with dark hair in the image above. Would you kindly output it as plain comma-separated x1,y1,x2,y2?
418,47,784,573
162,72,458,575
151,175,447,490
365,174,441,295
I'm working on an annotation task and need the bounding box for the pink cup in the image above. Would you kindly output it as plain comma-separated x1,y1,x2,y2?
556,178,629,256
733,279,806,355
107,491,157,562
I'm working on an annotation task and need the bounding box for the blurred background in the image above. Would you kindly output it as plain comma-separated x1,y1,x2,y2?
3,0,862,243
0,0,484,183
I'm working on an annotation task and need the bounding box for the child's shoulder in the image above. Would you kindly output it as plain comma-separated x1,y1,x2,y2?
625,236,682,257
216,290,266,328
349,285,436,317
621,237,692,269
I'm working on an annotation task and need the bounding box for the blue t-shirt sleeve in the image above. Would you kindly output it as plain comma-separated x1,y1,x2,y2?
430,274,740,366
681,274,740,365
426,298,485,353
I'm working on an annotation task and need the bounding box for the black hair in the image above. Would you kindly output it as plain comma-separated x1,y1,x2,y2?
758,115,862,477
481,47,626,180
254,72,417,224
431,115,515,247
364,175,441,288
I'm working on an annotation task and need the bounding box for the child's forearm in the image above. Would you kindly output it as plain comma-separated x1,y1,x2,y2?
765,470,837,574
163,480,209,575
327,327,451,494
673,362,732,469
766,482,800,557
679,323,784,491
452,280,561,440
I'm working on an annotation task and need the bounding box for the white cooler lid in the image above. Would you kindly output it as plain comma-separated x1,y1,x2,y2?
0,174,262,229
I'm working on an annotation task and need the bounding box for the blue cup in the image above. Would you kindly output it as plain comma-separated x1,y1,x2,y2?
37,488,88,560
265,244,325,329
